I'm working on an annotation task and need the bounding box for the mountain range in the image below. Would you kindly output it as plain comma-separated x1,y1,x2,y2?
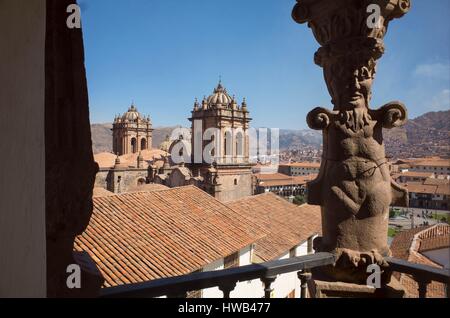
91,110,449,159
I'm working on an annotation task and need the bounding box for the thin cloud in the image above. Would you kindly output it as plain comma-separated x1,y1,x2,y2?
429,89,450,111
414,62,450,80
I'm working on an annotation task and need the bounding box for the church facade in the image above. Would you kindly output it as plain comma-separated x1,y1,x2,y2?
94,82,255,202
149,81,255,202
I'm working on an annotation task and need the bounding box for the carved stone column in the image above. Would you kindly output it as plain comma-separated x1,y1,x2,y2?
292,0,410,284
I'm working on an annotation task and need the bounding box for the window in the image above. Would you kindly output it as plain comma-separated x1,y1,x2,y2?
140,138,147,150
236,131,244,156
234,179,238,186
224,252,239,269
131,138,137,153
224,131,232,156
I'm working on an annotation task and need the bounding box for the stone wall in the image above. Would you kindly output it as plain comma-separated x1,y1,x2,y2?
216,170,253,202
0,0,47,298
95,168,149,193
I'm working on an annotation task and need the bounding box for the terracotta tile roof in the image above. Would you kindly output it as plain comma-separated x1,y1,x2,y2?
257,174,316,188
399,179,449,195
390,224,450,298
419,235,450,252
94,149,167,169
279,162,321,168
436,184,450,195
255,173,291,181
302,174,318,182
390,226,430,262
413,159,449,168
393,171,435,178
423,178,449,186
229,193,322,262
402,183,439,195
74,186,265,288
126,183,170,193
94,152,117,169
93,187,115,198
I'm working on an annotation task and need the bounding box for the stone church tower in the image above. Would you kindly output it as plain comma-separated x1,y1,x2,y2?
112,103,153,155
188,81,254,202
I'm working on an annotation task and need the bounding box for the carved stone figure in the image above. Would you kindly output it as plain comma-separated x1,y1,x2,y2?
292,0,410,284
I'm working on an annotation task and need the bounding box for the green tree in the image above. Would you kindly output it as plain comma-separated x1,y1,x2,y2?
389,209,396,219
293,195,306,205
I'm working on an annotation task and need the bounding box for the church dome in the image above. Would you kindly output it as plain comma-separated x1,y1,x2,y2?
122,104,142,122
207,82,233,108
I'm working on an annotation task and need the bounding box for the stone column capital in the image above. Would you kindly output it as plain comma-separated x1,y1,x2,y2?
292,0,411,66
292,0,411,26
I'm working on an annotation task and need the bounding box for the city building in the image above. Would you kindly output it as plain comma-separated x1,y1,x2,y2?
149,81,254,202
93,82,256,202
278,162,321,176
390,224,450,298
402,179,449,211
254,173,317,198
394,157,450,177
409,158,450,177
93,147,166,194
392,171,435,183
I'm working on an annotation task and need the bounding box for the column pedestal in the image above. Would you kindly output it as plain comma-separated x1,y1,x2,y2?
307,274,405,298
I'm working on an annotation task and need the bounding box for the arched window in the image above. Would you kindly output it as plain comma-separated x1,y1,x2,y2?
236,131,244,156
224,130,233,157
131,138,137,153
211,135,215,157
141,138,147,151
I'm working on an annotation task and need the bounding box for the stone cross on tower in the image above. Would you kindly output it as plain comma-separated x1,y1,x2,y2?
292,0,411,285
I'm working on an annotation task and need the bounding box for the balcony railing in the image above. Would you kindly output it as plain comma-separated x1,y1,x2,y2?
100,252,450,298
385,257,450,298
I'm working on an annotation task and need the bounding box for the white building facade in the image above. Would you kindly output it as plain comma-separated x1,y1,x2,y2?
200,237,315,298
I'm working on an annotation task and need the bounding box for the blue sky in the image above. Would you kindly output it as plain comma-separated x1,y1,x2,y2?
81,0,450,129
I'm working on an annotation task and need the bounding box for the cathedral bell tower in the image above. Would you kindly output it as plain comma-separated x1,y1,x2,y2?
112,103,153,155
188,81,254,202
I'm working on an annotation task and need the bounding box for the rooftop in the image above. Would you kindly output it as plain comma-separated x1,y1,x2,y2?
229,193,322,262
93,187,115,198
256,174,317,187
279,162,321,168
94,149,167,169
412,159,450,168
75,186,265,287
390,224,450,298
393,171,435,178
402,180,450,195
126,183,170,193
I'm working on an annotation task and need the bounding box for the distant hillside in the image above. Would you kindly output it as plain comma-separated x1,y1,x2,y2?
91,123,177,154
91,124,112,154
91,110,449,158
383,110,450,159
279,129,322,150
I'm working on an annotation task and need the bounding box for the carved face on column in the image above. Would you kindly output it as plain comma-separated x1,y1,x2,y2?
324,59,376,111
